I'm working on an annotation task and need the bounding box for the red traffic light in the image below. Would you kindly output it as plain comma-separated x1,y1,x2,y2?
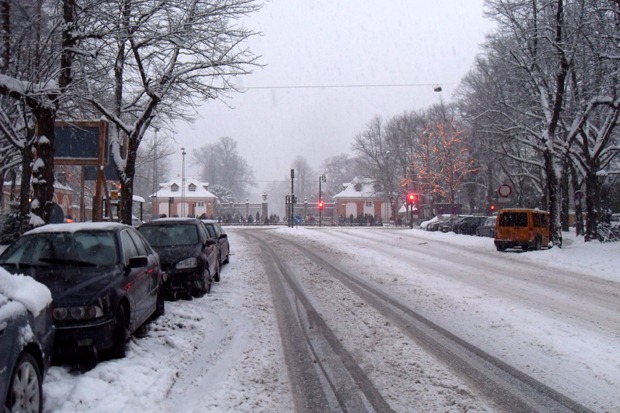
318,201,324,209
407,193,416,204
490,204,495,211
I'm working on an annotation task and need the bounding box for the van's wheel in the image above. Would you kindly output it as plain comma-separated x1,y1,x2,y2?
5,352,42,413
534,237,542,251
496,245,505,252
111,305,128,359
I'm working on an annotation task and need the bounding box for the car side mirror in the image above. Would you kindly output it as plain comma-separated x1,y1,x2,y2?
219,233,227,239
204,239,216,247
127,256,148,269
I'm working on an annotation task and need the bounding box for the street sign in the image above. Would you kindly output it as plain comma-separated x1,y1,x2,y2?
498,184,512,197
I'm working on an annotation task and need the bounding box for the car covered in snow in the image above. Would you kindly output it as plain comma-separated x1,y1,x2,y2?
420,214,453,231
476,215,498,238
1,270,54,412
0,222,164,361
138,218,219,297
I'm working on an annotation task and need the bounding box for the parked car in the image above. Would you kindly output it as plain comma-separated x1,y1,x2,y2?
476,215,497,237
0,222,164,360
138,218,219,297
421,214,453,231
438,215,471,233
494,208,550,251
453,216,488,235
1,270,55,413
201,220,230,266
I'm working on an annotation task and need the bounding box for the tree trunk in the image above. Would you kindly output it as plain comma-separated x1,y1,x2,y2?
570,163,584,237
560,167,570,231
19,147,33,219
543,148,563,247
31,106,56,225
118,136,138,225
584,166,600,241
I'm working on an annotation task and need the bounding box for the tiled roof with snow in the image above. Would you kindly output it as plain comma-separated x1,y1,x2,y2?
151,177,217,199
333,177,385,199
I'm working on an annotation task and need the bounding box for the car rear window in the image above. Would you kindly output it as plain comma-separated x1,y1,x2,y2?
498,212,527,227
139,224,199,247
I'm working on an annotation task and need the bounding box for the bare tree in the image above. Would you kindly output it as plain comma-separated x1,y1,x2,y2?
465,0,620,244
291,156,315,203
321,153,363,199
0,0,79,225
191,136,256,201
352,116,401,218
77,0,260,224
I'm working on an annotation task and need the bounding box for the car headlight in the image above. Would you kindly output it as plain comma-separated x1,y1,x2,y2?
54,305,104,321
176,257,198,269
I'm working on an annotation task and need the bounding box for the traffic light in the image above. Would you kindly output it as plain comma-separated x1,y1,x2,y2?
407,193,416,205
490,203,495,212
318,201,324,210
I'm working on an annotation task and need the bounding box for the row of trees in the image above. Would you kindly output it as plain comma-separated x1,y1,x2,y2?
351,0,620,244
191,136,256,203
0,0,260,228
462,0,620,244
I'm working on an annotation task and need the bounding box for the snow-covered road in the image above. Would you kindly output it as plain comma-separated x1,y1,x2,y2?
42,226,620,413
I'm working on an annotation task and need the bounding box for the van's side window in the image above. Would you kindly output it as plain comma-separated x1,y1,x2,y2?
533,213,548,228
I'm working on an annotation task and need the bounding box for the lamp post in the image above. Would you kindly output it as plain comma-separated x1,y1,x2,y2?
318,174,326,227
181,147,186,217
152,127,159,218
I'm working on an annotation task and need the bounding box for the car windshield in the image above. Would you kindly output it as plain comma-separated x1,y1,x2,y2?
139,224,199,247
0,231,118,267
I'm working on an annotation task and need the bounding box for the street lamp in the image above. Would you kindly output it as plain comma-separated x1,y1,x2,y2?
181,147,186,217
318,174,326,227
152,127,159,218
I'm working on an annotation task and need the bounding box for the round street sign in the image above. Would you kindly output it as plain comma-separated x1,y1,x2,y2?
498,184,512,197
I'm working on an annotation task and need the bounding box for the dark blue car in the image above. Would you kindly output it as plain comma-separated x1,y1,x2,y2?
0,222,164,361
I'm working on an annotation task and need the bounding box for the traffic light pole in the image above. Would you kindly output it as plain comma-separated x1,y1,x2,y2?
407,193,416,229
318,174,326,227
290,169,295,228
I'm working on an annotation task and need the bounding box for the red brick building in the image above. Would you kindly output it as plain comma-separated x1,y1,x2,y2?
332,177,395,222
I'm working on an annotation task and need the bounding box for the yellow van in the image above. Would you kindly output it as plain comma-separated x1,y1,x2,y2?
494,208,550,251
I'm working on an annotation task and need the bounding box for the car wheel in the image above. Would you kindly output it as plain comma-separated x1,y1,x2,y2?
496,245,506,252
193,270,210,297
205,269,212,294
5,352,42,413
534,237,542,251
223,251,230,265
214,262,221,282
111,305,128,359
151,289,165,320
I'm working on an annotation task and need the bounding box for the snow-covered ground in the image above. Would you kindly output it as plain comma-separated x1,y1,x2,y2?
13,226,619,412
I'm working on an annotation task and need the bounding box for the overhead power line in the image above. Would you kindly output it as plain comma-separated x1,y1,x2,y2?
240,82,451,91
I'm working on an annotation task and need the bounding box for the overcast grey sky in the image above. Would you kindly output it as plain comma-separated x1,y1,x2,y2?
173,0,495,200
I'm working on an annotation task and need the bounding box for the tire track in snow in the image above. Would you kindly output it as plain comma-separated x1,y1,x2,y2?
259,229,595,413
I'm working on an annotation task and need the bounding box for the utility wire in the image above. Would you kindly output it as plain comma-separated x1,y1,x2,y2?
240,82,450,91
